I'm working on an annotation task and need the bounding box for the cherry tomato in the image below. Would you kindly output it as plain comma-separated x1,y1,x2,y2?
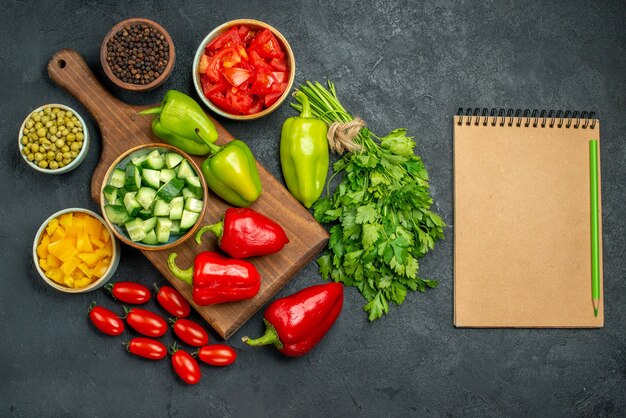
105,282,150,304
125,307,167,337
126,337,167,360
155,285,190,318
196,345,237,367
172,318,209,347
171,349,201,385
88,303,124,336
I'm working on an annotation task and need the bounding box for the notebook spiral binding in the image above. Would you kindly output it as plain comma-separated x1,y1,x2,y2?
456,108,597,129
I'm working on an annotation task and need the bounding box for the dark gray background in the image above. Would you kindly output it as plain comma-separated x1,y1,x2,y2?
1,0,625,416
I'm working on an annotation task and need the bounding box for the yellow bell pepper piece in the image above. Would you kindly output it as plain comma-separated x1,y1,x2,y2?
37,235,50,258
39,258,49,272
73,277,92,288
91,236,106,249
48,238,78,262
61,256,82,276
84,216,102,238
46,253,62,268
78,263,93,279
77,253,99,268
92,258,110,278
59,213,73,228
46,268,64,284
63,276,75,288
77,234,93,253
50,227,66,243
46,218,59,236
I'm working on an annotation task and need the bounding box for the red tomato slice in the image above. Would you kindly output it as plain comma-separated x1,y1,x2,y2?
249,28,284,59
264,91,283,107
270,57,288,71
237,44,249,61
238,26,252,45
222,67,252,87
247,100,263,115
249,50,272,71
207,27,241,51
250,67,278,95
198,55,210,74
227,88,254,114
209,92,239,114
272,71,287,83
206,48,240,82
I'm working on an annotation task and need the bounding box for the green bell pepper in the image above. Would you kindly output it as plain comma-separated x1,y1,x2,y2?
139,90,219,156
201,140,262,207
280,91,329,208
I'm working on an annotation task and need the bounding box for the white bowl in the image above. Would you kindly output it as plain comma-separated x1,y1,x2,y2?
18,104,90,174
33,208,120,293
192,19,296,121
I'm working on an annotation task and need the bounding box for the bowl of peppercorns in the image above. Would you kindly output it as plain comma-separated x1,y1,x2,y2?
100,18,175,91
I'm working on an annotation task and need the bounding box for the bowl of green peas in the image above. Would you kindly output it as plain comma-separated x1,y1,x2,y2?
18,104,89,174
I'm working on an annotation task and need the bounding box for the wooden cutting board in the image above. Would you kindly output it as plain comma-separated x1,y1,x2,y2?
47,49,328,339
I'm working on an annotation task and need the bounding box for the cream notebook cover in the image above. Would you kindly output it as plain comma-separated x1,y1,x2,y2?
453,110,603,327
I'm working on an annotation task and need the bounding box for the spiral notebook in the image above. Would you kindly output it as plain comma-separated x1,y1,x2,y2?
454,109,604,328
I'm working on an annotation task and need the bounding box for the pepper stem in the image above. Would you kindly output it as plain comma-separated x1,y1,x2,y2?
241,320,284,349
194,222,223,245
167,253,194,286
296,91,312,118
195,128,222,153
137,105,163,116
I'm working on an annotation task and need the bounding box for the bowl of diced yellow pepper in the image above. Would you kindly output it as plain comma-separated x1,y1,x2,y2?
33,208,120,293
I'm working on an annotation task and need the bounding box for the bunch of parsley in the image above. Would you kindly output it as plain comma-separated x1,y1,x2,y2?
291,81,446,321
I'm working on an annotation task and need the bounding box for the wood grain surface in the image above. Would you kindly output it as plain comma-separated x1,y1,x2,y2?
47,49,328,339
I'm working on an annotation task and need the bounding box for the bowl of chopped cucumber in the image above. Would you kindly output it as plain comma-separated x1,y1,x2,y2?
100,144,208,250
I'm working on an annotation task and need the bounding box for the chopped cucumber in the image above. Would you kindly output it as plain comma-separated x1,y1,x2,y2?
185,176,203,197
125,164,142,191
170,220,181,235
113,197,124,207
169,196,184,220
160,168,176,185
143,150,165,170
123,192,142,217
157,178,185,203
109,169,126,188
182,187,202,200
141,229,158,245
180,210,200,229
137,208,153,220
184,197,203,213
103,185,118,204
142,217,158,233
103,205,129,226
125,218,147,242
165,153,184,169
131,154,148,166
177,159,195,179
136,187,157,210
156,217,172,243
153,199,170,217
142,168,161,190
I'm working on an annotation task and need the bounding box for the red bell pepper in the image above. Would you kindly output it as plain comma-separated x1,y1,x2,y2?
167,252,260,306
242,282,343,357
195,208,289,259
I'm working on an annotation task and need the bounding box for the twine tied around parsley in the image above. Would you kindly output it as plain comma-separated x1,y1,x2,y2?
327,117,365,154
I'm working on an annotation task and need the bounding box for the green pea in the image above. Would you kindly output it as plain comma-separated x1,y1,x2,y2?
66,133,76,142
37,128,47,137
34,122,43,130
70,142,80,151
33,113,42,122
58,162,65,168
21,136,28,145
55,152,63,162
76,132,84,141
49,161,59,170
55,131,62,138
62,158,71,165
22,147,31,155
49,125,58,135
34,152,43,161
44,107,52,115
25,119,34,129
47,151,55,160
27,153,35,161
55,139,65,148
63,152,72,160
61,129,69,137
38,160,48,169
30,144,39,153
70,151,78,158
71,127,78,134
41,115,50,123
61,145,70,153
52,108,59,114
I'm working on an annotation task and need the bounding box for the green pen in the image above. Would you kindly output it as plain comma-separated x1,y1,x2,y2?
589,139,600,316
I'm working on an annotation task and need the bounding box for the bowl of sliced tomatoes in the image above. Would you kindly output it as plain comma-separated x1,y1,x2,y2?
192,19,295,120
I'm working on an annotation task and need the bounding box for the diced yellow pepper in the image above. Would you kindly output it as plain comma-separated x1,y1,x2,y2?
37,234,50,258
50,227,66,243
92,259,110,278
59,213,73,228
101,228,111,243
74,277,92,288
91,236,106,249
77,253,99,268
64,225,82,238
46,268,64,284
39,258,49,272
63,276,75,288
47,253,62,268
78,263,93,279
84,216,102,238
46,218,59,236
48,238,78,262
77,234,93,253
72,268,85,280
61,256,82,276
